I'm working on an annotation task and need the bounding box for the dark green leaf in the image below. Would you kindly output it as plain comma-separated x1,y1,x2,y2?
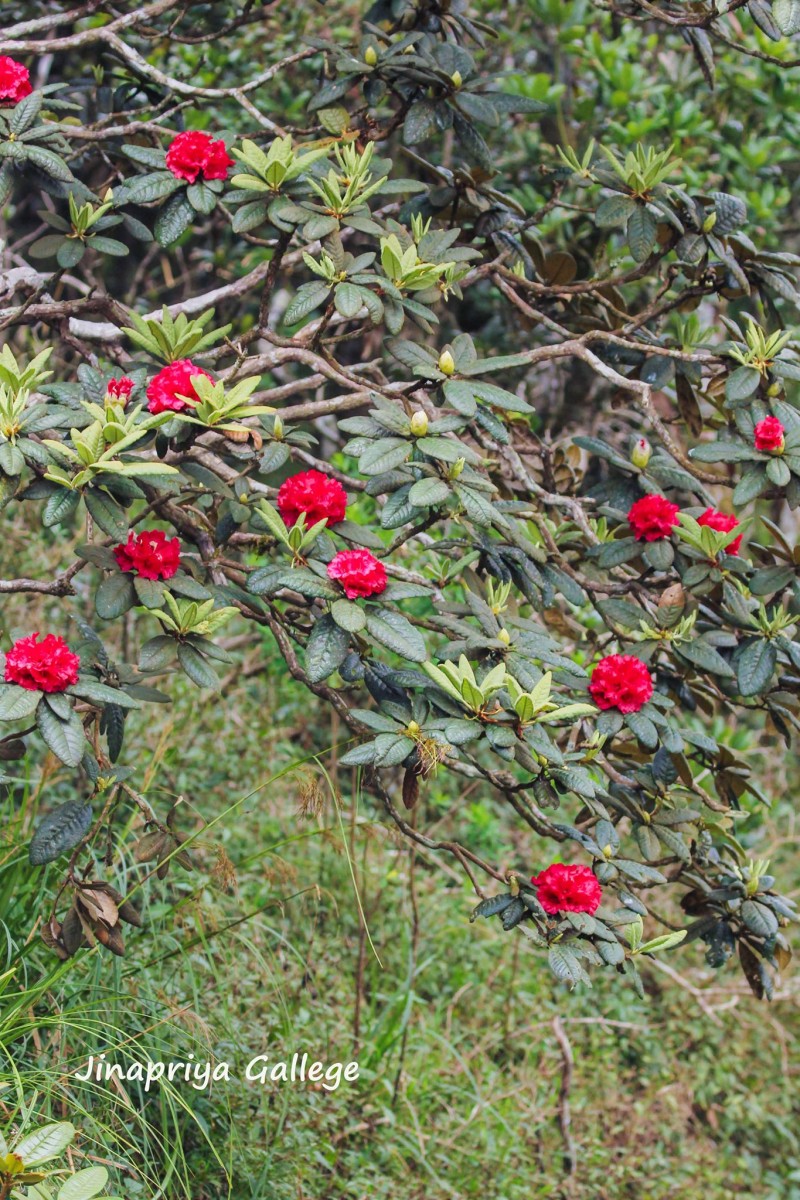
36,702,85,767
736,638,777,697
29,800,92,865
95,573,136,619
306,614,351,682
177,642,220,689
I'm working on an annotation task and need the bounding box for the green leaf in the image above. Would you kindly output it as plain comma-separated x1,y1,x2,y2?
29,801,93,866
416,437,478,465
339,740,379,766
139,636,176,672
29,234,69,260
43,488,79,527
614,858,667,884
470,894,514,921
84,488,128,539
0,684,42,721
15,1122,75,1166
548,945,587,987
187,182,217,214
725,365,760,402
373,733,415,766
638,930,687,955
593,537,639,568
116,171,181,205
595,193,636,228
284,280,331,325
306,614,351,682
675,639,735,678
740,899,779,937
177,642,220,689
56,239,85,267
774,0,800,34
358,437,410,475
25,145,74,182
68,681,140,709
408,477,450,507
133,576,166,609
625,711,659,748
9,90,43,135
766,456,791,487
689,441,758,464
57,1166,110,1200
365,609,427,662
331,598,367,632
404,100,439,144
635,823,661,861
643,539,674,572
154,192,195,246
627,204,657,262
95,573,136,619
736,637,777,697
36,703,85,767
123,144,169,169
334,282,364,319
452,483,498,527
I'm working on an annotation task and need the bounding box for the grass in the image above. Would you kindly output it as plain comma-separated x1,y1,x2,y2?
1,630,798,1200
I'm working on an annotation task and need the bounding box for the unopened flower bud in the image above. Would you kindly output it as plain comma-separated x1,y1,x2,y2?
409,410,429,437
630,436,652,470
767,381,781,398
364,45,378,66
437,348,456,376
273,414,284,440
451,70,463,88
406,720,420,737
450,456,465,479
497,628,511,646
602,844,613,859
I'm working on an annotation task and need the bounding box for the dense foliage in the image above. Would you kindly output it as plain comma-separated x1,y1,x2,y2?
2,3,800,1189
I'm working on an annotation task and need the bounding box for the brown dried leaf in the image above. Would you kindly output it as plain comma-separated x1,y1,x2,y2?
134,830,167,863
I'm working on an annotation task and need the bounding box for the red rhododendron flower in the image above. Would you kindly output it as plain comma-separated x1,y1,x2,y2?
327,549,387,600
531,863,602,916
4,633,79,693
697,507,742,555
146,359,212,414
627,494,680,542
113,530,180,581
0,57,32,106
165,131,234,183
589,653,653,713
107,377,134,402
276,470,347,528
754,416,785,453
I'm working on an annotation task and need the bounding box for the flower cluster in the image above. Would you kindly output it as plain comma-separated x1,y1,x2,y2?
531,863,602,915
327,549,387,599
276,470,347,528
698,507,742,555
165,131,234,183
0,57,32,106
5,633,80,693
589,654,653,713
627,494,680,541
146,360,212,414
754,416,785,453
113,530,180,581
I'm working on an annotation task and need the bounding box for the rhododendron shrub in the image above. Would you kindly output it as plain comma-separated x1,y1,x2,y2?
1,0,799,1004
